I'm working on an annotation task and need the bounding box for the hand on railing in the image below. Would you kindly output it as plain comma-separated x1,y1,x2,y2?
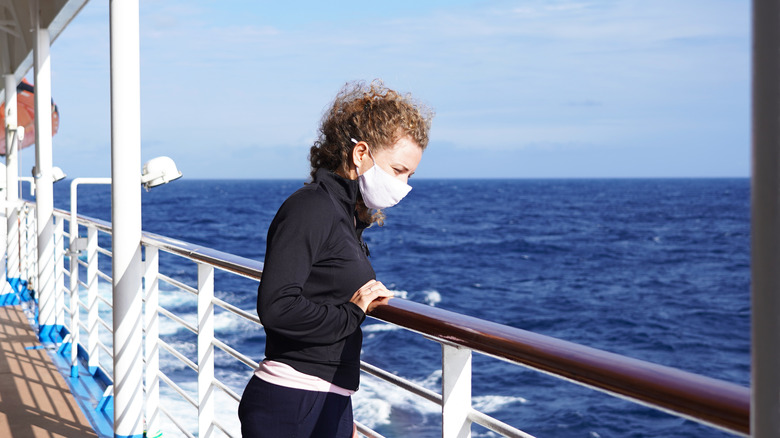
350,279,393,313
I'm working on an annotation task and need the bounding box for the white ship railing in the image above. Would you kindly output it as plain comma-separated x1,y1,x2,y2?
8,204,749,437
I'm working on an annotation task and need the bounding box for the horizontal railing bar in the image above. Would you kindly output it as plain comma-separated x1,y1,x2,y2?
212,419,235,438
141,231,263,281
213,378,241,404
360,360,441,406
158,306,197,334
77,258,88,269
158,339,198,372
54,208,112,234
97,364,113,382
96,269,112,283
369,299,750,435
58,209,262,282
157,273,197,296
96,294,112,309
355,421,385,438
158,371,198,408
213,337,258,371
78,279,87,289
97,317,113,334
468,409,536,438
212,296,261,325
97,246,112,257
159,405,196,438
98,340,112,359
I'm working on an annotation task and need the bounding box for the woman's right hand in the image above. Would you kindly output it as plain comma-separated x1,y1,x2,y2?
350,279,394,313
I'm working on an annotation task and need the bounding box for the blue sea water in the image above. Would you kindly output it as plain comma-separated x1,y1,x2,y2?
51,178,750,437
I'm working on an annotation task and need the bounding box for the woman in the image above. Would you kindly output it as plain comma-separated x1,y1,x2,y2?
239,80,433,437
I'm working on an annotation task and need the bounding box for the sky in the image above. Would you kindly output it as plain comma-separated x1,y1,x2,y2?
22,0,750,179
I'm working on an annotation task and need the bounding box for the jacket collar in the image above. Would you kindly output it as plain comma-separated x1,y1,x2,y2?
315,168,371,226
313,168,372,248
314,168,359,206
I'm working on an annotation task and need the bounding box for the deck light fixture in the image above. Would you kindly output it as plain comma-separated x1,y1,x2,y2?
20,166,67,195
141,156,182,190
71,156,183,253
51,166,66,183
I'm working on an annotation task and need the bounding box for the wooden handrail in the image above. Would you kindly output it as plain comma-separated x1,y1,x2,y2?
140,230,263,281
370,298,750,435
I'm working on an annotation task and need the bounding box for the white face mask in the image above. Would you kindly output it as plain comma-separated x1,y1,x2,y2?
352,139,412,209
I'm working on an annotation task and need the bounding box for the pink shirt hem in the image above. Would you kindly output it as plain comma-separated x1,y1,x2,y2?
254,360,355,397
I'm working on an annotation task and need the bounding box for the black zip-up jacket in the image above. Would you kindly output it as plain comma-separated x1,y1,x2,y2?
257,168,375,391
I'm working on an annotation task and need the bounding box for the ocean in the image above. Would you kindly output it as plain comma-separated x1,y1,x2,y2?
50,177,750,437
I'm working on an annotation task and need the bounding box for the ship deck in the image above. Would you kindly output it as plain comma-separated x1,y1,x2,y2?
0,305,98,438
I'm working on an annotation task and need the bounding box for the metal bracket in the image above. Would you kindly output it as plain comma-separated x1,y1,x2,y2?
70,237,87,253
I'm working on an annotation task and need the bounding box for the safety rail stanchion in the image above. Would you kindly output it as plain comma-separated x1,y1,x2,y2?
25,207,37,296
19,207,30,293
29,207,38,295
27,206,38,294
33,13,57,345
6,201,19,297
4,74,19,303
110,0,145,433
198,262,215,438
54,216,64,329
23,208,30,291
0,199,12,301
143,245,161,438
68,216,80,377
87,226,99,372
442,344,473,438
18,208,25,288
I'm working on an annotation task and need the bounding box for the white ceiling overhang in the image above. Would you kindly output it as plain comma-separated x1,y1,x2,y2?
0,0,89,100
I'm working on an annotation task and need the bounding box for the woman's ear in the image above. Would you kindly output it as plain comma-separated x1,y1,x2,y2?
352,141,369,170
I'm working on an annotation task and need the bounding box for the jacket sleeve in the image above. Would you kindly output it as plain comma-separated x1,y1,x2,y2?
257,192,366,345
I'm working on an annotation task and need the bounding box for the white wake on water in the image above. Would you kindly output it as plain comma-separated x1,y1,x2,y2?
422,290,441,306
354,369,442,428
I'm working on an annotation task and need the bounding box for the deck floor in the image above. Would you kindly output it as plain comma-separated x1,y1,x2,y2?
0,305,98,438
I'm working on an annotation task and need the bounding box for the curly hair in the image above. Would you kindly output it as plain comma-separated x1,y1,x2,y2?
309,80,434,224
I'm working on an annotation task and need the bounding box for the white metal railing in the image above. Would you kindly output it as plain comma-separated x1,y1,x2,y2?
42,206,537,437
61,210,113,382
10,205,748,438
20,204,37,296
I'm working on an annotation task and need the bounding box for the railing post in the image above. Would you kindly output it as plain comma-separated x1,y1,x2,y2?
4,73,20,304
33,2,58,344
110,0,144,435
18,208,27,290
0,181,7,304
54,216,64,332
143,246,161,438
86,226,99,373
21,206,37,296
442,344,472,438
68,216,80,377
198,262,215,438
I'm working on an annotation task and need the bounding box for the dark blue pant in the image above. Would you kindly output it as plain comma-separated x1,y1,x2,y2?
238,376,354,438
